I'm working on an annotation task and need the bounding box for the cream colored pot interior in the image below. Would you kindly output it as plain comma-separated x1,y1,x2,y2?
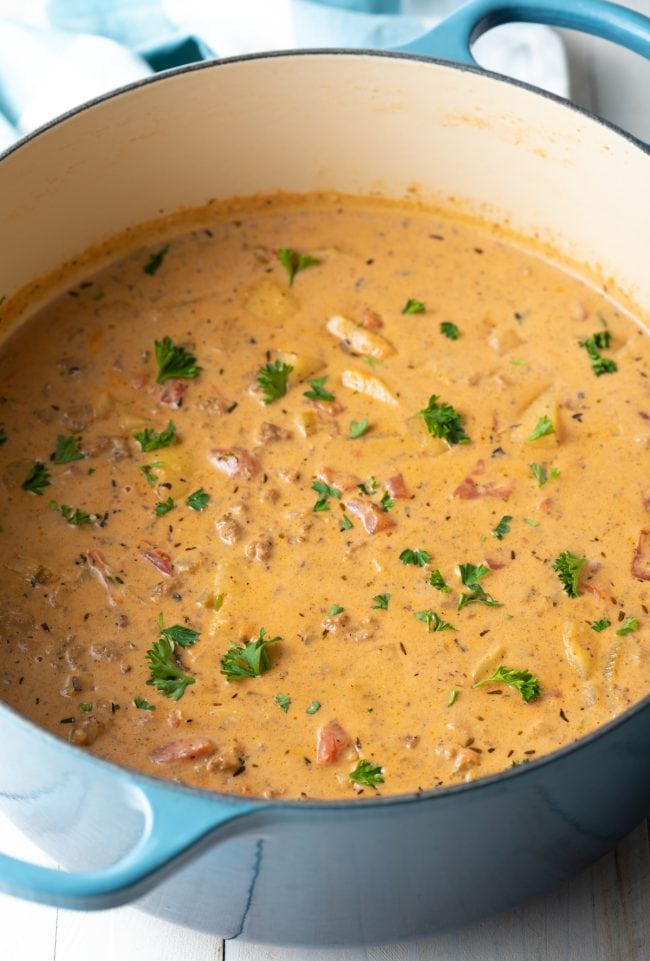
0,53,648,310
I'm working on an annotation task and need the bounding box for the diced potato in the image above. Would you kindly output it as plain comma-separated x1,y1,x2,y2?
156,448,195,497
294,410,318,437
244,278,298,322
405,414,448,455
471,643,505,682
326,314,395,360
341,368,398,406
510,386,559,448
274,350,324,384
487,327,525,356
562,620,593,679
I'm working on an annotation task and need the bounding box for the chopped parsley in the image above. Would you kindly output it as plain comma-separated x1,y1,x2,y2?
134,421,177,452
591,618,611,632
491,515,512,540
419,395,470,445
552,550,586,598
474,665,541,702
616,617,638,636
380,491,394,512
350,418,369,439
328,604,345,617
144,244,169,276
350,759,384,789
530,462,560,486
79,703,93,713
429,569,451,592
275,693,292,713
145,637,194,701
50,501,92,526
21,462,51,496
357,475,377,496
133,696,155,711
399,548,430,567
158,617,199,648
371,593,390,610
277,247,319,286
257,359,293,404
312,479,341,512
528,416,555,441
402,298,425,315
303,376,335,402
220,627,280,681
140,462,162,487
339,514,353,531
414,610,455,632
52,434,85,465
440,321,460,340
448,688,458,707
154,336,200,383
579,330,618,376
154,496,175,517
306,700,321,714
457,562,501,611
187,488,209,511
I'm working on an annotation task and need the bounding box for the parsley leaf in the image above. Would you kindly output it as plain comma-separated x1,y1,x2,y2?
459,563,490,587
154,336,200,383
50,501,92,526
328,604,344,616
220,627,280,681
371,593,390,610
350,418,369,439
380,491,394,512
350,759,384,789
528,416,555,441
52,434,85,465
303,376,335,402
402,298,425,315
144,244,169,276
419,395,470,445
529,462,560,487
448,688,458,707
140,461,162,487
579,331,618,376
429,569,451,592
591,618,611,632
312,479,341,512
134,421,177,452
187,488,209,511
616,617,638,636
357,475,377,496
306,700,321,714
133,696,156,711
414,610,455,632
79,702,92,713
158,621,199,648
278,247,319,286
492,515,512,540
339,514,353,531
21,462,51,496
474,665,541,702
257,360,293,405
440,321,460,340
457,562,501,611
154,496,174,517
552,550,586,598
399,548,430,567
145,636,195,701
275,693,292,713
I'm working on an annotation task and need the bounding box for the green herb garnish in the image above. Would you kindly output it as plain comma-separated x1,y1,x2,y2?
257,360,293,405
158,618,199,648
350,759,385,789
187,488,209,511
79,703,92,713
312,479,341,512
414,610,455,632
528,416,555,441
371,593,390,610
440,321,460,340
579,330,618,376
145,637,195,701
328,604,344,617
529,462,560,487
457,562,501,611
357,475,377,496
140,462,162,487
134,421,177,452
50,501,92,526
154,336,200,383
399,548,430,567
350,418,369,439
402,298,425,315
429,569,451,592
448,688,458,707
552,550,586,598
380,491,394,512
220,627,280,681
52,434,85,465
278,247,319,286
492,515,512,540
591,618,611,632
419,395,470,445
144,244,169,276
306,700,321,715
303,376,335,402
21,462,51,496
133,696,155,711
275,693,292,713
474,665,541,702
616,617,638,636
339,514,353,531
154,496,174,517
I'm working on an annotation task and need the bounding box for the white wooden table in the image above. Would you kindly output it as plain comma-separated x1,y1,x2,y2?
1,810,648,961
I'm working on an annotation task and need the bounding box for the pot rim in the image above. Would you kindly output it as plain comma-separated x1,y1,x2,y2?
0,47,648,814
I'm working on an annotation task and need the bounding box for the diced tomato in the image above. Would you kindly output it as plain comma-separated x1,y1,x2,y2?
384,473,409,499
150,737,216,764
632,529,650,581
159,378,188,409
316,721,350,764
318,466,361,492
140,546,174,576
344,498,396,534
210,447,260,480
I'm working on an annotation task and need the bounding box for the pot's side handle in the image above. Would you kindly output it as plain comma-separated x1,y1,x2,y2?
396,0,650,68
0,780,265,910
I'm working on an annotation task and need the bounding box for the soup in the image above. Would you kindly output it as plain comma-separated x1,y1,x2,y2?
0,193,648,799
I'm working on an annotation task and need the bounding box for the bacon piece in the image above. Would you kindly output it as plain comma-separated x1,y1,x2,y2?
359,306,383,330
87,550,118,607
344,498,396,534
149,737,216,764
159,378,188,409
140,546,174,576
632,530,650,581
316,721,350,764
384,473,409,499
318,466,361,493
583,582,608,602
210,447,260,480
453,477,512,501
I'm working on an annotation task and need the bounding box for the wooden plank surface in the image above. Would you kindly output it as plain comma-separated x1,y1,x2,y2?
0,811,648,961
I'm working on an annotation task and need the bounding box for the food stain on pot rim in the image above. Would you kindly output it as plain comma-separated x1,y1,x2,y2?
0,191,648,801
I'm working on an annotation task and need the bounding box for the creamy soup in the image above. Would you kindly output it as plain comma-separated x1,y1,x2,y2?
0,193,648,800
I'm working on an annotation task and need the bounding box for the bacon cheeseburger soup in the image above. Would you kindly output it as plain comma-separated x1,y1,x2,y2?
0,193,648,800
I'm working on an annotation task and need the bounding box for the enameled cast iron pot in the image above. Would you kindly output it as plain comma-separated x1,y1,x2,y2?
0,0,649,946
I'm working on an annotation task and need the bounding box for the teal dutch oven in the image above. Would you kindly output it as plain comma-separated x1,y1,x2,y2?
0,0,649,946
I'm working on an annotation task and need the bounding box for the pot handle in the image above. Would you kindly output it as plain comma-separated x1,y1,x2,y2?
395,0,650,67
0,779,264,910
